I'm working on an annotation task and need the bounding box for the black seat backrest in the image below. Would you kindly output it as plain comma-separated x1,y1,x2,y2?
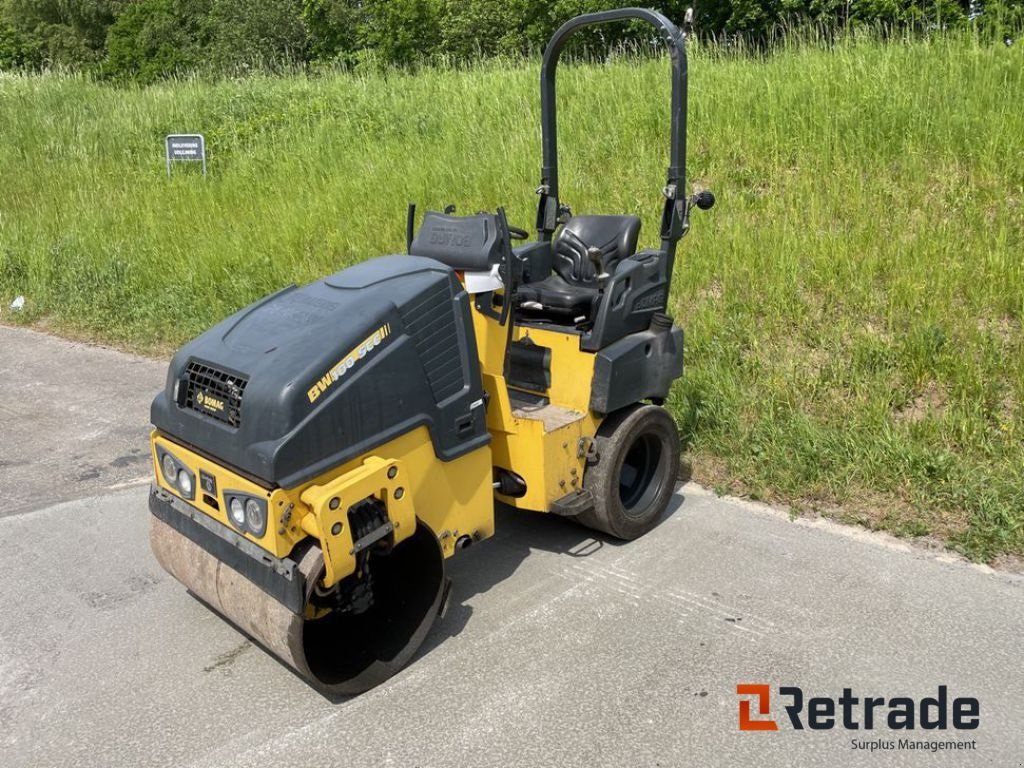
553,215,641,286
410,211,504,271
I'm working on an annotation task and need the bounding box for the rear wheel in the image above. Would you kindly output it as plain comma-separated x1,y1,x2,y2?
577,405,680,540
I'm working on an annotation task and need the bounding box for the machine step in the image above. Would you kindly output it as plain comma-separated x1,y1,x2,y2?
511,401,585,433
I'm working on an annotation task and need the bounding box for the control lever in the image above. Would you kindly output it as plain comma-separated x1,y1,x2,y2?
690,189,715,211
674,188,715,240
588,246,610,289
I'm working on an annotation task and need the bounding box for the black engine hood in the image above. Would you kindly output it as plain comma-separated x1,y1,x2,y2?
151,255,488,487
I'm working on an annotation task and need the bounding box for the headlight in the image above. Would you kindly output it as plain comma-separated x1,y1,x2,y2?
225,493,268,537
176,469,193,498
245,498,266,537
161,453,177,484
157,448,194,500
229,497,246,527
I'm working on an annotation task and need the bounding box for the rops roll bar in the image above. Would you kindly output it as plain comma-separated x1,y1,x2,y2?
535,7,689,261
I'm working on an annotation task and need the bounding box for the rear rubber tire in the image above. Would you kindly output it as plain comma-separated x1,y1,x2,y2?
577,404,680,540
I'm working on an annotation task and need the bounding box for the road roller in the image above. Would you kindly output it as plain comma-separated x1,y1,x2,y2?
148,7,714,694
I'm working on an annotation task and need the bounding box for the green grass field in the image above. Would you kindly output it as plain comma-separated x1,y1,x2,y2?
1,32,1021,562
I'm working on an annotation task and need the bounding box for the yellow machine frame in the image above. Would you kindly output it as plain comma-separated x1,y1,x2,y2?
470,295,603,513
151,423,495,588
151,280,602,589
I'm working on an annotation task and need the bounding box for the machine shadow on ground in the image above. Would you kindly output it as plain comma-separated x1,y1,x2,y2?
418,490,687,656
193,491,684,704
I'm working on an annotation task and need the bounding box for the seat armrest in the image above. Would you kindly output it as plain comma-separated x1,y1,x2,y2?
624,248,665,268
514,241,554,284
582,250,670,351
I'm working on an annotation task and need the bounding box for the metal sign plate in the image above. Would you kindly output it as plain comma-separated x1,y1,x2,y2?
165,134,207,176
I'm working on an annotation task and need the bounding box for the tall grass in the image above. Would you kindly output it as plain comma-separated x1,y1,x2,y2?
1,33,1021,561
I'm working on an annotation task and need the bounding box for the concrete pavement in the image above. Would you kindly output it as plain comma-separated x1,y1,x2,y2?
0,326,164,517
1,326,1021,767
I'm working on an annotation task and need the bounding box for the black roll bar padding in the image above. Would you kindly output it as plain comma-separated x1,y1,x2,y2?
406,202,416,253
536,7,688,266
495,207,514,327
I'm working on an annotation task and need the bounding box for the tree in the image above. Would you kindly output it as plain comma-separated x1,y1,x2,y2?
1,0,128,67
440,0,554,59
302,0,363,63
359,0,443,66
0,12,40,67
203,0,309,72
105,0,210,82
5,0,1023,79
105,0,308,81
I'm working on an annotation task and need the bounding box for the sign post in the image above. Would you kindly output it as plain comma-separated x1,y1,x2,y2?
165,134,207,177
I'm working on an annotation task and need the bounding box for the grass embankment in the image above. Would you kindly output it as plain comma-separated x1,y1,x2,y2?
1,34,1021,562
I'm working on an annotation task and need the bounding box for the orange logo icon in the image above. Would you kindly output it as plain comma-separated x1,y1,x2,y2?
737,684,779,731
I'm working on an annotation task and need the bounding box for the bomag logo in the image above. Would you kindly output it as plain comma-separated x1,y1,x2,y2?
633,289,666,312
307,323,391,404
195,391,225,412
428,226,472,248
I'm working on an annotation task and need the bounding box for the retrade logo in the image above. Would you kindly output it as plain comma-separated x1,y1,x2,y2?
736,685,979,732
737,684,778,731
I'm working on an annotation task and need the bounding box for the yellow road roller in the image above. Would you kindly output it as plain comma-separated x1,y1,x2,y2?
149,7,714,694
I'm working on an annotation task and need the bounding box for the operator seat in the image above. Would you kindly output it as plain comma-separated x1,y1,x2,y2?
518,215,641,320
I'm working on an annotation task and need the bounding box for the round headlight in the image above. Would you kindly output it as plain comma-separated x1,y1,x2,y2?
176,469,193,497
161,454,177,483
245,499,265,534
229,497,246,527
